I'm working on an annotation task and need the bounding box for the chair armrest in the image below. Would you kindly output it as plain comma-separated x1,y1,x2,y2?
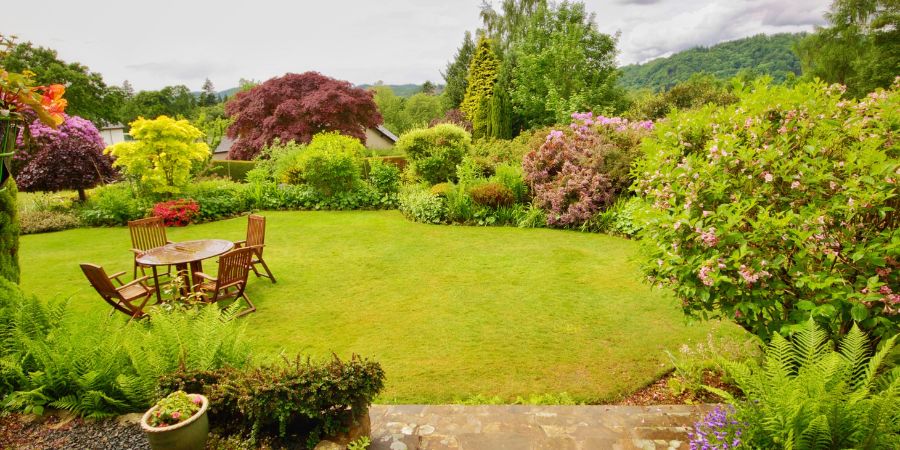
233,240,247,248
119,275,152,290
108,271,127,285
193,271,217,282
129,248,145,256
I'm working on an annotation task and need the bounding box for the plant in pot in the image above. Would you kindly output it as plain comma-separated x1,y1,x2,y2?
141,390,209,450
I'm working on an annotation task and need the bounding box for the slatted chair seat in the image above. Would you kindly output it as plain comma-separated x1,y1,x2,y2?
128,216,173,281
234,214,276,283
80,263,157,321
192,246,258,317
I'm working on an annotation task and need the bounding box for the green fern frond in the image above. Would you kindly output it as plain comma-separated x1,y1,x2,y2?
798,414,831,450
839,324,869,390
792,319,827,374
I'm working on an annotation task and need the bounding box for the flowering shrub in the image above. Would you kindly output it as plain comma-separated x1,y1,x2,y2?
687,406,744,450
522,112,652,227
399,188,445,224
14,115,116,201
148,391,202,427
153,199,199,227
635,79,900,340
470,182,515,208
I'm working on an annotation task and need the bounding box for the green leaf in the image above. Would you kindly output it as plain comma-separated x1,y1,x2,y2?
850,304,868,322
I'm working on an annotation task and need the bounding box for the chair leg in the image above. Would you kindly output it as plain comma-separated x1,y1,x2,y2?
234,292,257,318
256,258,276,283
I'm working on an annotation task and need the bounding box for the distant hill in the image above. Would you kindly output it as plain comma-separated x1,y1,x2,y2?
208,83,437,100
618,33,806,92
357,83,440,97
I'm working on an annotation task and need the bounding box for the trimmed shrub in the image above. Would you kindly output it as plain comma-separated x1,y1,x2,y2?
399,188,445,224
286,133,365,196
366,159,401,195
0,180,19,283
396,124,472,185
470,182,515,208
158,355,385,446
634,79,900,340
430,182,453,197
183,179,247,222
19,210,81,234
78,183,147,227
152,199,200,227
209,160,257,182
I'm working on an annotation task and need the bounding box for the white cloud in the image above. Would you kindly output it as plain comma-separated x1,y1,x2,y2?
0,0,830,90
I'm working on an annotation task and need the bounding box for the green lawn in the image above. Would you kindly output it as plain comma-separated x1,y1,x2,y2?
19,210,747,403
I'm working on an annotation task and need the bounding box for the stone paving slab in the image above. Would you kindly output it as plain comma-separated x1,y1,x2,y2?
368,405,714,450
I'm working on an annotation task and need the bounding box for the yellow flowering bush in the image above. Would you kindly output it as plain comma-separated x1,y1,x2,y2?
105,116,210,194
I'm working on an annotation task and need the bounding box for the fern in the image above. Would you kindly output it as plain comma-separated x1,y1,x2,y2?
707,319,900,449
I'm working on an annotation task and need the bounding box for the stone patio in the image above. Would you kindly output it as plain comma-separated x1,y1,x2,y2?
368,405,713,450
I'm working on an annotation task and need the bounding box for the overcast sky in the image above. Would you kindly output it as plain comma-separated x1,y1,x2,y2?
1,0,831,92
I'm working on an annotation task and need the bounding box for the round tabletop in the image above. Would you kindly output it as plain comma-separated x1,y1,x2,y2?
135,239,234,266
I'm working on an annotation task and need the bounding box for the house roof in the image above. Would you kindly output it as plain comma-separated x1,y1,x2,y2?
374,125,398,143
100,123,126,130
214,136,234,155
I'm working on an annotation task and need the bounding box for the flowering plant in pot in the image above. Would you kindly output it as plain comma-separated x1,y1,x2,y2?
141,390,209,450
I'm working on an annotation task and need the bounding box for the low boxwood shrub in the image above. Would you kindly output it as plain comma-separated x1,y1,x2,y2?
635,79,900,340
0,181,20,283
183,179,247,222
396,124,471,185
158,355,385,447
366,159,401,195
209,160,257,182
469,182,515,208
18,210,81,234
285,133,365,196
399,188,445,224
78,183,148,226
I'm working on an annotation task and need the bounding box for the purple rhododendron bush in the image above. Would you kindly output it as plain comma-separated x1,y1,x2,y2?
14,114,116,201
635,78,900,340
522,112,653,227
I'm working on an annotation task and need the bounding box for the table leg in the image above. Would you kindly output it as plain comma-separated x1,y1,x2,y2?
152,265,162,304
189,260,203,293
174,263,191,298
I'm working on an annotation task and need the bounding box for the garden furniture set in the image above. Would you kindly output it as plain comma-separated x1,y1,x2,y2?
80,214,275,320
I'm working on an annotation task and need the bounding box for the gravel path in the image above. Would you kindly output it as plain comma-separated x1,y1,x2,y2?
0,413,150,450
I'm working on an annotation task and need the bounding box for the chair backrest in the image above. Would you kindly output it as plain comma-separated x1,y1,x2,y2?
80,263,119,299
215,246,256,289
246,215,266,252
129,217,168,251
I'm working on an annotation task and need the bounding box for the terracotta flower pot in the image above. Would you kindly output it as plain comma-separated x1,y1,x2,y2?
140,394,209,450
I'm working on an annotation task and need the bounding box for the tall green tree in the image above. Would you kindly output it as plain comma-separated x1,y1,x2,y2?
489,82,513,139
797,0,899,97
479,0,546,53
1,42,119,125
198,78,218,106
510,1,621,127
120,85,197,126
461,37,500,138
441,31,476,109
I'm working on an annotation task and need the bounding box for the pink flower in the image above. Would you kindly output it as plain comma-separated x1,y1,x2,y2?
762,172,774,183
192,396,202,405
791,181,801,189
698,266,714,286
171,411,181,420
700,228,719,247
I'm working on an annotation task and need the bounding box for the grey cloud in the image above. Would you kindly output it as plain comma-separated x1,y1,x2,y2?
125,61,237,82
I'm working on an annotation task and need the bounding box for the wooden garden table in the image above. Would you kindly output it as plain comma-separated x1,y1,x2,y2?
135,239,234,303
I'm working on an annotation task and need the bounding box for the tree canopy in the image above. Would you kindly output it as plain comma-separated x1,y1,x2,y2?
0,42,122,125
14,115,116,201
797,0,899,97
119,85,197,126
618,33,805,92
225,72,382,160
105,116,210,194
441,31,476,109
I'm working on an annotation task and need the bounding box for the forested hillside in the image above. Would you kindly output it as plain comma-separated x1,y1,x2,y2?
618,33,805,91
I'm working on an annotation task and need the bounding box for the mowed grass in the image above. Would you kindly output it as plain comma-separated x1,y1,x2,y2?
18,210,748,403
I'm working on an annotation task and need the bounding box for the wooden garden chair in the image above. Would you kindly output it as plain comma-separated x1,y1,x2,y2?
192,246,258,317
80,263,157,322
234,214,276,283
128,216,172,280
